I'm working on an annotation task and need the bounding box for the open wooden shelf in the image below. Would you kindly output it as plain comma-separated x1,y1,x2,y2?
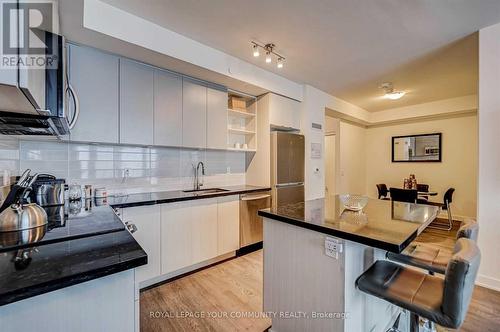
226,147,257,152
228,128,256,135
228,108,255,118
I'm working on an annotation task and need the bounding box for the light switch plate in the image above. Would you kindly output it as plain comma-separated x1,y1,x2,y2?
325,237,343,259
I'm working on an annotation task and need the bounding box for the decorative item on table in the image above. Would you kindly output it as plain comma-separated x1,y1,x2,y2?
234,142,241,149
339,194,369,211
403,174,418,189
340,209,368,225
242,143,248,149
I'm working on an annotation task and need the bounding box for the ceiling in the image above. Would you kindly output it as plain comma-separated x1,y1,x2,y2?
75,0,499,111
58,0,269,97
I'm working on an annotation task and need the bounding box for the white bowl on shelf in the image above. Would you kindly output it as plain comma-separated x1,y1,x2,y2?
339,194,369,211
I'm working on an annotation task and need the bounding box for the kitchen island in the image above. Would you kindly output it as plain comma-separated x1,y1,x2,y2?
258,196,439,332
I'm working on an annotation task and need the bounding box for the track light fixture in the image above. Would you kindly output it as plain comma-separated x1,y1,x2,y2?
251,42,285,69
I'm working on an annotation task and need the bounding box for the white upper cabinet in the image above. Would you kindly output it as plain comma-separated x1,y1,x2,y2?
182,79,207,149
153,69,183,147
66,45,241,149
120,59,154,146
68,44,120,143
268,93,301,130
207,87,228,150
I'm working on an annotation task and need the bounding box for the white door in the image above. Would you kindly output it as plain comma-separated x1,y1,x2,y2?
325,134,336,200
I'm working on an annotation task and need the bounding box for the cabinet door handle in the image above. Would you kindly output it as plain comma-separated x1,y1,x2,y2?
125,221,138,234
66,82,80,130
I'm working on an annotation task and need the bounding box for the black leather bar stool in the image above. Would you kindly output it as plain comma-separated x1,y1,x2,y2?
356,238,481,332
386,219,478,274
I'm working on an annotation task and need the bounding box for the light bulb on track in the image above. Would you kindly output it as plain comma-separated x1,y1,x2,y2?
252,44,260,57
265,51,272,63
277,57,284,68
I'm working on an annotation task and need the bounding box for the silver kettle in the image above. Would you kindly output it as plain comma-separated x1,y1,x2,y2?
0,203,48,232
0,172,48,232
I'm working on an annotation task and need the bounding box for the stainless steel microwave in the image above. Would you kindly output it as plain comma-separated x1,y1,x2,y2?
0,29,71,136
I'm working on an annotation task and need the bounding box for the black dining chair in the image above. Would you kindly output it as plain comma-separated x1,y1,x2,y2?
376,184,390,200
425,188,455,231
389,188,418,203
416,183,429,203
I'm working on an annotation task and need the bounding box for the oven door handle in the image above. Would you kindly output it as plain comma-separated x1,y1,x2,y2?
240,194,271,201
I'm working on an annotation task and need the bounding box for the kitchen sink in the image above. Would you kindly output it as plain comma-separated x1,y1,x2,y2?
182,188,229,195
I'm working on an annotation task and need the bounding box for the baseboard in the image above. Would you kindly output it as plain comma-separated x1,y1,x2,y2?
139,251,236,290
436,212,474,222
236,241,263,256
476,274,500,292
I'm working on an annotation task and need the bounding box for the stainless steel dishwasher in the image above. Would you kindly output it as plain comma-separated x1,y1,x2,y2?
239,190,271,250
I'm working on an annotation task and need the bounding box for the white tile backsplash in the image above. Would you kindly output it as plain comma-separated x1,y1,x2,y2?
1,138,247,194
0,136,19,179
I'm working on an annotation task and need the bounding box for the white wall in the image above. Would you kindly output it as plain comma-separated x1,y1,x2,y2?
477,22,500,291
365,115,478,219
300,86,329,200
370,95,478,124
339,121,366,194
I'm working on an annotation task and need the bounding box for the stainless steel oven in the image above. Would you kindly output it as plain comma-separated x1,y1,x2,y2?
239,191,271,248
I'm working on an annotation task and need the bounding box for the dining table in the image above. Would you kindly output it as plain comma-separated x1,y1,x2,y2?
417,190,438,196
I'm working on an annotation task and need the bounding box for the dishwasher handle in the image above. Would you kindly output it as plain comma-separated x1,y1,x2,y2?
240,194,271,201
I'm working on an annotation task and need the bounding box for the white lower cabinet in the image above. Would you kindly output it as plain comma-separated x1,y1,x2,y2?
161,198,219,275
160,201,194,274
124,195,240,285
122,205,161,284
217,196,240,255
191,198,218,265
161,196,240,276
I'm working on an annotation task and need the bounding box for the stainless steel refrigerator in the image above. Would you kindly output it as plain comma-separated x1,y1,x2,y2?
271,131,305,207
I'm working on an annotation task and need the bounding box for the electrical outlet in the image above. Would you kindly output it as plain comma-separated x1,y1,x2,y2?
325,237,343,259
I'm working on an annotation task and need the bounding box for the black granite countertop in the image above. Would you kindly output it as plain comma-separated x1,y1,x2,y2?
0,202,126,253
0,185,268,307
0,230,145,306
258,196,439,253
0,200,147,307
108,185,271,208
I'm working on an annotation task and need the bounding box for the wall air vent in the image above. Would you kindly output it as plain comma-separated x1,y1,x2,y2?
312,123,322,130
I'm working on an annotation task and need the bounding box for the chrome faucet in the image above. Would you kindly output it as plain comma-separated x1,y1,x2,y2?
194,161,205,190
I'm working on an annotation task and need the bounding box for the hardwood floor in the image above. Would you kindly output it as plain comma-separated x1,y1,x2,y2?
140,251,271,331
415,219,500,332
141,219,500,332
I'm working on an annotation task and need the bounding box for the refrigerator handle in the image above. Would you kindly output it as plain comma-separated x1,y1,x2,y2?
275,182,304,188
